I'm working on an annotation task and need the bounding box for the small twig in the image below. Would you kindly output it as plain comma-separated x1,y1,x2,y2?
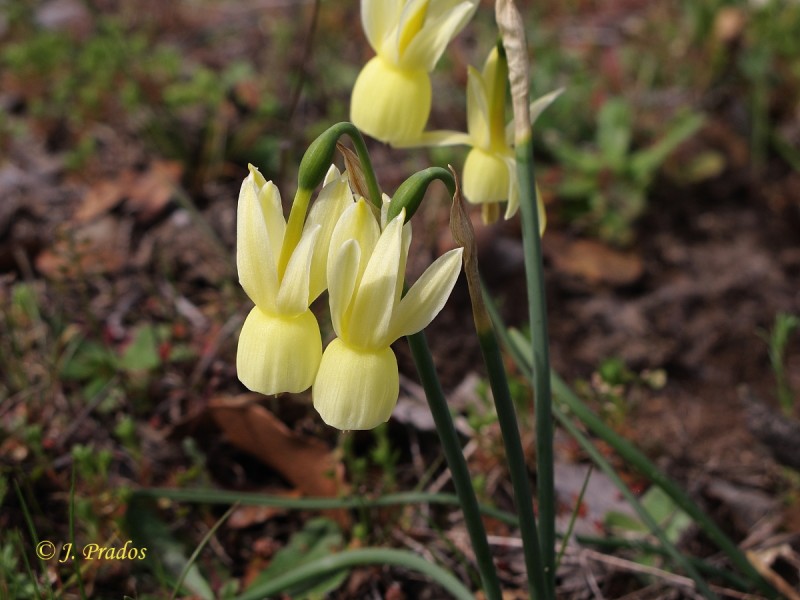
565,547,765,600
580,549,606,600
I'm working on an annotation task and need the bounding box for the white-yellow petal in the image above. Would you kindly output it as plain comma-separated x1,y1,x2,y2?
351,55,432,144
505,88,565,146
388,247,463,341
362,0,403,53
395,0,430,58
401,0,477,71
237,172,281,312
304,173,353,301
466,65,490,149
237,307,322,394
276,225,319,314
502,155,519,220
313,339,399,430
329,199,380,284
327,239,361,338
348,212,404,348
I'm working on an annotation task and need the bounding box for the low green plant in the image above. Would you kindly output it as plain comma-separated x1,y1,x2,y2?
547,97,704,245
759,312,800,417
576,357,667,426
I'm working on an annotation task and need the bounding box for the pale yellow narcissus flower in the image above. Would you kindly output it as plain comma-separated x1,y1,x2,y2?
351,0,478,144
237,164,353,395
452,47,559,225
313,199,463,430
462,45,518,221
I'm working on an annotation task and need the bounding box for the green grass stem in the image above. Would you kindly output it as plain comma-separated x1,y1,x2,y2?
170,503,237,600
132,489,519,527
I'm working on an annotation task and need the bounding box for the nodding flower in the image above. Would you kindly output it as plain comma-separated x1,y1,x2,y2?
351,0,478,144
236,165,353,395
312,200,463,430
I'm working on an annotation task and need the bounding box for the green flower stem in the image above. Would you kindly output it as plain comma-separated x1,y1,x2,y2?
478,331,549,600
132,489,519,526
516,136,556,595
497,0,556,590
450,190,547,600
407,331,503,600
235,548,475,600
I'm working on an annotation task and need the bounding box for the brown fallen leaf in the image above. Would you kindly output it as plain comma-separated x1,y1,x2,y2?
74,161,182,225
127,160,183,223
545,233,643,286
209,394,350,528
35,216,132,279
74,174,133,223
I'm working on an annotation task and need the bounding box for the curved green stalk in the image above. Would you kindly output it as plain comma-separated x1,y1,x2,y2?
235,548,474,600
407,331,503,600
132,489,519,527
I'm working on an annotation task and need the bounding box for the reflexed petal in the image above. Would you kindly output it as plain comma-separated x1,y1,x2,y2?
327,239,361,338
313,339,399,430
393,221,413,306
502,155,519,220
330,199,380,283
466,65,490,149
322,164,342,187
362,0,403,52
276,225,319,313
497,156,546,232
237,307,322,394
237,172,280,311
505,88,564,145
351,56,431,144
305,174,353,300
536,182,547,234
401,1,476,71
257,176,286,262
388,247,463,341
349,213,404,348
392,129,472,148
462,146,511,205
396,0,430,56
